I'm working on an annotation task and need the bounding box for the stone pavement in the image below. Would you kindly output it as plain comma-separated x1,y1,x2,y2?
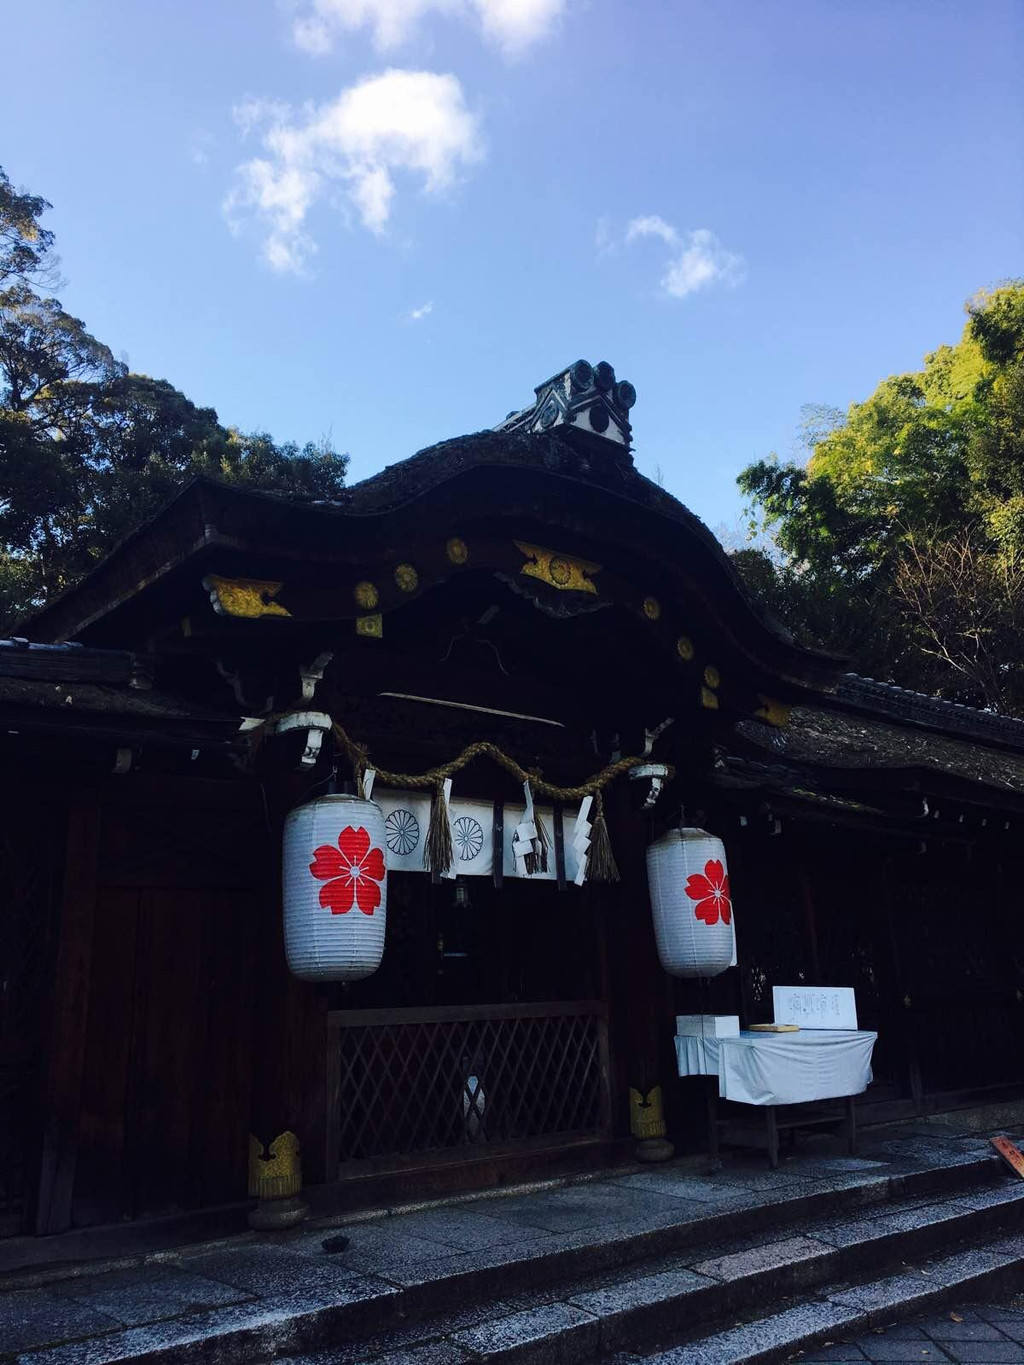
2,1122,1023,1363
797,1298,1024,1364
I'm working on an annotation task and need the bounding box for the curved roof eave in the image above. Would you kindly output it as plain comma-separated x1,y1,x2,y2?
24,427,844,691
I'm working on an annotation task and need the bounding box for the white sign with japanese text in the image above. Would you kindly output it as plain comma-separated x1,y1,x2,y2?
773,985,858,1030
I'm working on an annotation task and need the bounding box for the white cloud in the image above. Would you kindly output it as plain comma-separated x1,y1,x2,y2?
224,70,483,273
290,0,565,58
409,300,434,320
473,0,564,53
626,214,679,248
623,217,746,300
190,129,215,167
233,97,291,137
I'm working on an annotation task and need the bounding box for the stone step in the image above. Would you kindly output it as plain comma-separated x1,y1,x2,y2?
19,1159,1023,1365
408,1186,1024,1365
13,1146,1021,1365
309,1148,1007,1325
630,1233,1024,1365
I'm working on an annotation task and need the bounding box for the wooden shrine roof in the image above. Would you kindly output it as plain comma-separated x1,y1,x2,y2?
835,673,1024,751
736,703,1024,806
0,639,237,746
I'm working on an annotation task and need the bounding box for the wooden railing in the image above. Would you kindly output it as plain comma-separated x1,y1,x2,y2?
325,1000,611,1172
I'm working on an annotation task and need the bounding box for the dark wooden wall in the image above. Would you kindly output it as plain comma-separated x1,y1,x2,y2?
73,885,258,1224
33,775,284,1232
0,788,65,1236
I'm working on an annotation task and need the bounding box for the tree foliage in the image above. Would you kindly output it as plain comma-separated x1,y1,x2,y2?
736,281,1024,712
0,167,348,626
0,168,56,290
893,528,1024,714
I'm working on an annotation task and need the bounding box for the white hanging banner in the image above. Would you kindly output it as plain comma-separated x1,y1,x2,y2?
445,780,494,878
377,791,429,871
375,788,581,882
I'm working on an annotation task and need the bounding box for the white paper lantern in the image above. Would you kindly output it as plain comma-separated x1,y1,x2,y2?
283,793,387,981
646,827,736,979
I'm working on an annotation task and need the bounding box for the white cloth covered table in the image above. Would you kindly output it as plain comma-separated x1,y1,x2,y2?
674,1029,877,1107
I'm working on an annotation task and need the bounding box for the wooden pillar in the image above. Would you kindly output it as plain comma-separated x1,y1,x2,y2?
592,882,622,1135
881,854,924,1112
294,984,329,1186
798,863,822,983
251,775,330,1188
604,786,676,1146
35,791,102,1235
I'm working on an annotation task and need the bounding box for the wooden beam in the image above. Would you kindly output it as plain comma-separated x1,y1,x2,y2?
35,791,102,1234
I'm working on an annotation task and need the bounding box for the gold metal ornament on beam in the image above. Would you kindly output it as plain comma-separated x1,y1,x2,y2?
676,636,694,661
356,614,383,638
702,663,721,709
394,563,419,592
446,536,469,565
354,581,380,610
514,541,601,594
203,574,291,619
642,596,661,620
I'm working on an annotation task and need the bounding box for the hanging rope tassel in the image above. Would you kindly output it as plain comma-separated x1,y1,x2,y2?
424,781,454,876
587,790,619,883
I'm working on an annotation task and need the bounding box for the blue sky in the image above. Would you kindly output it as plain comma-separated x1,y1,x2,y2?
3,0,1021,536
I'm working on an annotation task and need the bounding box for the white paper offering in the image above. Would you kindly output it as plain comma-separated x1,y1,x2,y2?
572,795,593,885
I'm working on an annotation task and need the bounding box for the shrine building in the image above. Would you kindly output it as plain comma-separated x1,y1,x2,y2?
2,360,1023,1250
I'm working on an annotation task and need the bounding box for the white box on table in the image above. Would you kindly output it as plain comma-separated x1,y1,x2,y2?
675,1014,740,1038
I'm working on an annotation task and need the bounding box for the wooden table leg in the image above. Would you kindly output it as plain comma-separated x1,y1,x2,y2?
706,1080,720,1161
846,1095,857,1155
766,1105,779,1169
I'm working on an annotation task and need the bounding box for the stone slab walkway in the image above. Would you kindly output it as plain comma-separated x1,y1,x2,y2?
796,1298,1024,1364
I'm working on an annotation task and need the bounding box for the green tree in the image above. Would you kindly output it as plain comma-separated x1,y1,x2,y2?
0,167,348,626
0,167,56,289
736,281,1024,711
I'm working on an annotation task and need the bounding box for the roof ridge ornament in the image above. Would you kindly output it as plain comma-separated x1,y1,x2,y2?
495,359,637,458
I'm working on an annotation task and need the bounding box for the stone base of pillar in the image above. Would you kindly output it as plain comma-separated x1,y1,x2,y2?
248,1195,309,1230
634,1136,675,1163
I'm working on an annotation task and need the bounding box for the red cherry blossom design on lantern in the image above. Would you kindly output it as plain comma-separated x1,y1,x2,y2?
684,858,732,926
309,826,385,916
